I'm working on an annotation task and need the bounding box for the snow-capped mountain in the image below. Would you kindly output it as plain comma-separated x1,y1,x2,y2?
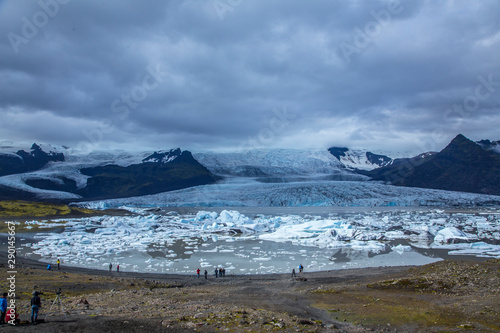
0,145,217,201
1,134,500,204
327,147,393,171
142,148,182,163
0,143,65,177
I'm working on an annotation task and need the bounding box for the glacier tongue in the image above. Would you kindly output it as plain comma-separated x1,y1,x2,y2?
78,178,500,208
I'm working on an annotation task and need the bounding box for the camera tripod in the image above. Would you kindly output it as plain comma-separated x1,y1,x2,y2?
44,289,68,321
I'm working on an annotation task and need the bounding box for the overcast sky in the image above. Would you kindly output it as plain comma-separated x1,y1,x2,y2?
1,0,499,155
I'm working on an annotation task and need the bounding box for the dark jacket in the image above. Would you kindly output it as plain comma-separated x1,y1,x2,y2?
30,296,41,307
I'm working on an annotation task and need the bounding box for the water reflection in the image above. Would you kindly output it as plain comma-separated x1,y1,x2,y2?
14,206,499,274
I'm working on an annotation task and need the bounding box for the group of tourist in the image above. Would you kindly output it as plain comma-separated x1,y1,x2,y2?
291,264,304,277
0,292,25,325
196,267,227,279
46,258,61,271
214,267,226,277
108,263,120,272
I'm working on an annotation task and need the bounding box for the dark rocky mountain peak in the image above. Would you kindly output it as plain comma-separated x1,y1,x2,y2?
443,134,476,149
15,143,64,171
0,143,64,177
327,147,349,160
328,146,392,169
31,143,42,151
477,139,500,152
80,148,218,200
364,134,500,196
142,148,182,163
366,152,392,167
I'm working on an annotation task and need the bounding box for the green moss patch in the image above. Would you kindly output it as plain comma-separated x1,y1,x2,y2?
0,200,95,219
0,201,97,232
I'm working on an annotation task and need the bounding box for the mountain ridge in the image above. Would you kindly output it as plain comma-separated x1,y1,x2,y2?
0,146,218,202
0,143,64,177
364,134,500,195
1,134,499,202
327,147,393,170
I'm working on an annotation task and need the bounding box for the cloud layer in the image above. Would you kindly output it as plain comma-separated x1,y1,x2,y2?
1,0,499,155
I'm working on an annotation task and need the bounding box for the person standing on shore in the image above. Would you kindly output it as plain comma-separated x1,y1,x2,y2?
299,264,303,274
5,307,18,325
30,291,41,325
117,264,120,272
56,258,60,270
204,270,208,279
196,268,200,278
0,292,7,324
291,268,297,277
109,263,112,272
215,267,218,278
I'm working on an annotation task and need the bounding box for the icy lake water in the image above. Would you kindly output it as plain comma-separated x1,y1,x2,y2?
13,206,500,275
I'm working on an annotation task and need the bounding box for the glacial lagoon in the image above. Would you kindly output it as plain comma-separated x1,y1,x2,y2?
13,206,500,275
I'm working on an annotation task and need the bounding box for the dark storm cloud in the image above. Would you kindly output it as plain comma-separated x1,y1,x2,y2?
1,0,499,155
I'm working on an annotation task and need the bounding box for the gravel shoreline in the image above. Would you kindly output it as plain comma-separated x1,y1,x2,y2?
2,251,499,332
0,251,413,332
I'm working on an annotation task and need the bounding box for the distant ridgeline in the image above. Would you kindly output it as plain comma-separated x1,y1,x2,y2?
327,147,393,170
0,143,64,177
79,149,219,200
0,134,499,202
358,134,500,196
0,146,218,202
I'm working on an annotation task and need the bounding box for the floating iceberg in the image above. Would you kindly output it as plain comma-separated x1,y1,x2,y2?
17,207,500,274
433,227,474,245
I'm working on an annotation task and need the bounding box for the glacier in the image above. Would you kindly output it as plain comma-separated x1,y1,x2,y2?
73,148,500,208
78,177,500,208
2,145,500,207
193,149,353,176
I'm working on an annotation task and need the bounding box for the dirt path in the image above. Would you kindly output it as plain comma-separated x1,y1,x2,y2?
1,252,499,332
1,252,411,332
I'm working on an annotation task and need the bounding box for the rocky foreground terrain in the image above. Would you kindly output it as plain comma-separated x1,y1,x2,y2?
0,252,499,332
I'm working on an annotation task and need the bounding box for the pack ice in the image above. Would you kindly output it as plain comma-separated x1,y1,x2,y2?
18,208,500,274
